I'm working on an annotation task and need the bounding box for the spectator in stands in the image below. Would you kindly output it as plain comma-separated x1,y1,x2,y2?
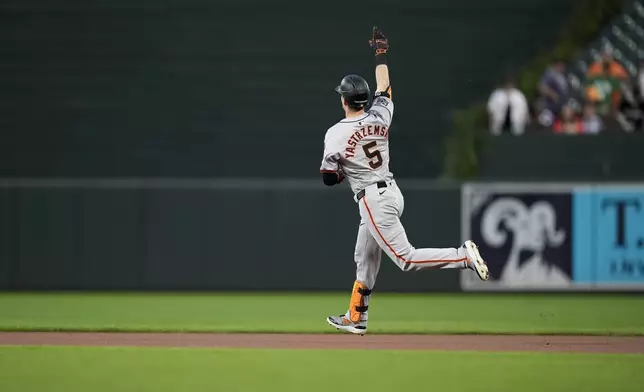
537,59,569,119
581,103,602,134
586,60,622,116
553,104,583,134
587,48,628,112
616,81,644,132
588,48,628,80
487,78,529,135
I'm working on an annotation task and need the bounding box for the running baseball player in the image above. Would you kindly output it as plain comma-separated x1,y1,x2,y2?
321,25,489,335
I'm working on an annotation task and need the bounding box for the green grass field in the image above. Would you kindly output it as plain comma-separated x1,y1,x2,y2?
0,346,642,392
1,292,643,392
0,292,643,335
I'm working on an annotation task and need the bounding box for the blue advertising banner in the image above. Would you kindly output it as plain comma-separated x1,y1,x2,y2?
462,183,644,291
573,188,644,284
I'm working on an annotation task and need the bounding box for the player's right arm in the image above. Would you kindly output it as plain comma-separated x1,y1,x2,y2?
368,25,393,127
375,64,390,95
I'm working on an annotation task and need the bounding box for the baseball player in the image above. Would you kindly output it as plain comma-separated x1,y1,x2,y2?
321,26,489,335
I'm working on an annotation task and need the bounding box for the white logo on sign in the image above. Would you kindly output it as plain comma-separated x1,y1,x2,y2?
481,197,571,287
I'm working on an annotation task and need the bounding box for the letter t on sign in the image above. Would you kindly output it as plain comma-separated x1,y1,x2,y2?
601,198,641,248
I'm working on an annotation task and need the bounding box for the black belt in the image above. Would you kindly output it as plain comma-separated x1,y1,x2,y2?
356,181,387,201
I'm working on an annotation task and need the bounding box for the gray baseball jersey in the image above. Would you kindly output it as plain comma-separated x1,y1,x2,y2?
320,96,394,194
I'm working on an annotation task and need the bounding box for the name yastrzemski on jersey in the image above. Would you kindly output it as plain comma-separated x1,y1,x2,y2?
344,125,389,159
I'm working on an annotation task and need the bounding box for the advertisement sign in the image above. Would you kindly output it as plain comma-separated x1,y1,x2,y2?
573,188,644,284
461,183,644,291
461,184,573,290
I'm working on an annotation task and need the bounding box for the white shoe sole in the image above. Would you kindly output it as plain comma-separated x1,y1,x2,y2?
326,317,367,335
464,240,489,281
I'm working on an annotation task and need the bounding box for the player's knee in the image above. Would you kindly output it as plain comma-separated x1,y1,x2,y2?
391,247,415,272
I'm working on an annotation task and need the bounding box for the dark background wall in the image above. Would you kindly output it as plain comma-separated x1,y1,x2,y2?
477,133,644,181
0,179,462,291
10,1,634,292
0,0,573,178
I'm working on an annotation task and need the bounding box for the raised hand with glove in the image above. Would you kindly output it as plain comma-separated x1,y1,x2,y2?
369,25,389,63
369,25,391,97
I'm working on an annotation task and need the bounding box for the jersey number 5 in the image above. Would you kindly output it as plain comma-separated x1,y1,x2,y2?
363,141,383,169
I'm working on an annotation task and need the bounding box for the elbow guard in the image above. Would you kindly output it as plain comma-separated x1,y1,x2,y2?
322,172,343,186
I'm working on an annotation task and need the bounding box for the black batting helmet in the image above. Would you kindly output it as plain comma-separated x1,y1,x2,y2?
335,74,370,109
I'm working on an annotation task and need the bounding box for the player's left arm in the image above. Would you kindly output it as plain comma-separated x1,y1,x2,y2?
322,170,344,186
320,133,345,186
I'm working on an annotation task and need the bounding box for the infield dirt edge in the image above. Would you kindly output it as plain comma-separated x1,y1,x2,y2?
1,332,644,354
1,327,643,337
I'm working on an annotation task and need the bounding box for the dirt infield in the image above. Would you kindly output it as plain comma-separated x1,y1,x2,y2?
1,332,643,353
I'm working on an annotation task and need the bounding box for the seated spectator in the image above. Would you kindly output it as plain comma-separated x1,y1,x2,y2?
587,48,629,111
585,61,621,116
616,82,644,132
537,59,569,123
553,104,583,134
581,103,602,134
487,78,529,135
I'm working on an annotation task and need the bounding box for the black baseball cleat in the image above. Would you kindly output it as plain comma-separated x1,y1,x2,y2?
326,314,367,335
